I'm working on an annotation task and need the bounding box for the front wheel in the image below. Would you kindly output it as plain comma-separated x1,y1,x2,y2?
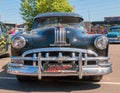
89,75,103,82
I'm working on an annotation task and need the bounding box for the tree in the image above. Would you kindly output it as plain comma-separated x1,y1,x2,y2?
20,0,73,30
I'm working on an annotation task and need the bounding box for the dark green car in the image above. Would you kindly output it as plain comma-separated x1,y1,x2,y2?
0,21,9,56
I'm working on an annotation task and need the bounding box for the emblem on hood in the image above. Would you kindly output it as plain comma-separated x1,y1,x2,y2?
50,26,70,46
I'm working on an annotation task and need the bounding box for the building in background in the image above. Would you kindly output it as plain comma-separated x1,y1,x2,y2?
4,23,27,33
4,23,16,31
91,16,120,34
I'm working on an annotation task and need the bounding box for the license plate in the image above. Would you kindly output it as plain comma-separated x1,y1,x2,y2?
44,64,77,72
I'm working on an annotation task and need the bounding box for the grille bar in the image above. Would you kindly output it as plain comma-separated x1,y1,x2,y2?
54,27,66,44
78,52,82,79
38,53,42,79
11,48,109,68
22,47,98,57
11,55,109,62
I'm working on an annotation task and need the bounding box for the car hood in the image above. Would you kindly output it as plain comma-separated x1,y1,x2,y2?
21,27,99,50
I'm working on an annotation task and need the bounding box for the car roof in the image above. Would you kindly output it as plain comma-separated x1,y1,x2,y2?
34,12,83,20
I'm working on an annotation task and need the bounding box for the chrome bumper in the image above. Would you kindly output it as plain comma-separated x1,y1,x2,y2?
7,47,112,79
108,38,120,43
109,40,120,43
8,62,112,77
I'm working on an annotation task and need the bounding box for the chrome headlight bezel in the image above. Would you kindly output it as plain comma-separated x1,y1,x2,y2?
94,36,108,50
11,36,26,49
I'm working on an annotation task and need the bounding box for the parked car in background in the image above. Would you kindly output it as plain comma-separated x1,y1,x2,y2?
7,12,112,82
10,28,27,38
16,27,26,33
0,21,9,56
107,26,120,43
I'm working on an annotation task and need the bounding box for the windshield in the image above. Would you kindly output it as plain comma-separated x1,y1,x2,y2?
33,17,85,30
110,28,120,32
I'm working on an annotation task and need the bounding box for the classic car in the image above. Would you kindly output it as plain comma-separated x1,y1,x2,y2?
7,12,112,82
0,21,9,56
107,26,120,43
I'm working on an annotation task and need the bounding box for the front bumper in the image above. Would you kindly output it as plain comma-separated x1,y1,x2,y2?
8,63,112,77
7,47,112,79
108,38,120,43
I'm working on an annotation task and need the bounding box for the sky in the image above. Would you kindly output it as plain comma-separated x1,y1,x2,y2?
0,0,120,24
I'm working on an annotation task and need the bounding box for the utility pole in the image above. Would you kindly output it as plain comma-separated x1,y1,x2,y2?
88,8,91,32
88,8,91,23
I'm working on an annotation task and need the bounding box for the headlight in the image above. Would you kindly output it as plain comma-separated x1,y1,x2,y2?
94,36,108,50
11,36,26,49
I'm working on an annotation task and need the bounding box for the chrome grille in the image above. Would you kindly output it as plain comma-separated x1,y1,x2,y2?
11,47,109,66
11,47,110,79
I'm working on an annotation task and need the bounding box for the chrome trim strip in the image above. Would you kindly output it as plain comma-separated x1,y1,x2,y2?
8,62,24,67
21,47,98,57
84,53,87,66
54,28,56,43
78,53,82,79
109,40,120,43
60,28,61,42
108,37,118,40
11,56,109,62
98,62,112,67
33,54,37,66
38,53,42,79
54,28,58,43
51,28,69,46
7,63,112,76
